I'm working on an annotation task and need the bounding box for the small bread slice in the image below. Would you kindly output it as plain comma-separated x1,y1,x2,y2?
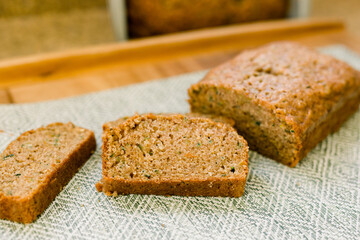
96,114,248,197
0,123,96,223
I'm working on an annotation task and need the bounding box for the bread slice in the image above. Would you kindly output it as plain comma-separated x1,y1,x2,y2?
188,41,360,167
0,123,96,223
96,113,248,197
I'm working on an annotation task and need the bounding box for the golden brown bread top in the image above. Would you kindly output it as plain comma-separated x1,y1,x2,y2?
190,41,360,131
0,122,94,197
102,113,248,181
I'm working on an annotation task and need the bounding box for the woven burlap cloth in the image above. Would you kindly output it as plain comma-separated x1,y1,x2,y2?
0,45,359,239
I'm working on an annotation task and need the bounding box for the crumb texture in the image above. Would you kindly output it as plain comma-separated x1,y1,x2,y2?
0,123,92,196
99,114,248,197
0,122,96,223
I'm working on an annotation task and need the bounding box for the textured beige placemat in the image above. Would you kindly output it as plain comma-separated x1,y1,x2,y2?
0,45,359,240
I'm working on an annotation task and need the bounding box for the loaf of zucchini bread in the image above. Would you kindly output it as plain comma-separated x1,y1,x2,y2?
188,42,360,167
0,123,96,223
96,113,248,197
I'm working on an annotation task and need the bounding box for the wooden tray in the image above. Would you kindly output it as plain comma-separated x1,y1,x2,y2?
0,18,359,104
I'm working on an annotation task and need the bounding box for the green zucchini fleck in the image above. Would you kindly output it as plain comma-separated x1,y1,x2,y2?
3,154,14,160
136,144,143,151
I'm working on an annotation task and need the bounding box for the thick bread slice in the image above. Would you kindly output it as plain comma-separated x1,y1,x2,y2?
96,113,248,197
0,122,96,223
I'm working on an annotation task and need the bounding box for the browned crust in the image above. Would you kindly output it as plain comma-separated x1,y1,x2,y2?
102,113,235,132
188,42,360,167
294,90,360,167
96,175,247,198
98,113,249,198
0,123,96,223
241,82,360,167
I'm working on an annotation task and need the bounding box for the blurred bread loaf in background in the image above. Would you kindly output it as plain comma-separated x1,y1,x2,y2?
127,0,289,38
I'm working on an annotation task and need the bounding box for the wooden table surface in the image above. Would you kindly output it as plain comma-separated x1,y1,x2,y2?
0,18,359,104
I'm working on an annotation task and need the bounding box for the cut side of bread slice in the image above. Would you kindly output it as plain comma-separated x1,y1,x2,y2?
0,123,96,223
96,114,248,197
